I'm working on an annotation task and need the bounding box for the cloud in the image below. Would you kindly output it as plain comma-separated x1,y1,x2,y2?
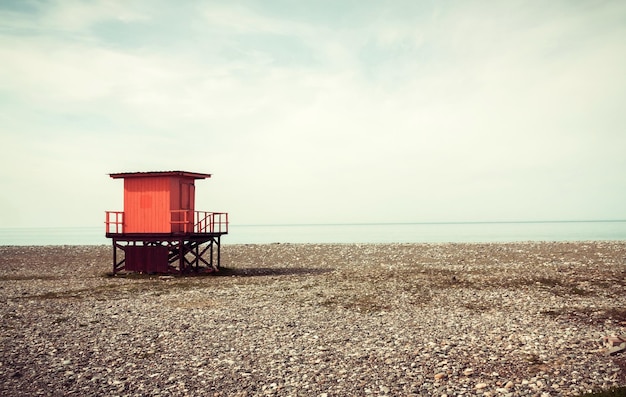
1,0,625,227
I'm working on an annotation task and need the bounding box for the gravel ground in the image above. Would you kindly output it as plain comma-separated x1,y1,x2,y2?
1,241,625,396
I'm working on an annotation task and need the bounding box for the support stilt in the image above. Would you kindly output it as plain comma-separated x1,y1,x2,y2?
108,233,225,274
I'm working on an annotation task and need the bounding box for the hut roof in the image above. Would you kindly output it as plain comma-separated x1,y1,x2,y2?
109,171,212,180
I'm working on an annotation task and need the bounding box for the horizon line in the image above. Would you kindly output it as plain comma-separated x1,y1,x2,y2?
233,219,626,227
1,219,626,230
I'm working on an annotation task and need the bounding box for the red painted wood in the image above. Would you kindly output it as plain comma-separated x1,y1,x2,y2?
125,246,169,273
124,176,171,233
110,171,211,234
106,171,228,274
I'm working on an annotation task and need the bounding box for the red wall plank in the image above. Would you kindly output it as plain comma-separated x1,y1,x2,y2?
122,175,198,233
124,177,171,233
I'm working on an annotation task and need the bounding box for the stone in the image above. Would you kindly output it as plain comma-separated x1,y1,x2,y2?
603,335,626,347
435,372,447,380
3,243,626,397
475,383,488,389
607,342,626,356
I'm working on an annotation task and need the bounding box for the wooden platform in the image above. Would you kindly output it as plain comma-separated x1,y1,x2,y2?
107,232,227,274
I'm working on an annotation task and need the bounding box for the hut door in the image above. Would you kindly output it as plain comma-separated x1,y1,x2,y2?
180,182,194,232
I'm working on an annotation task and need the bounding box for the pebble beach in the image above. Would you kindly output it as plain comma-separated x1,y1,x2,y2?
1,241,625,396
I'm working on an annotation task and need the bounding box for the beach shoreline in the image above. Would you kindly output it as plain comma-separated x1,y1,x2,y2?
1,241,625,396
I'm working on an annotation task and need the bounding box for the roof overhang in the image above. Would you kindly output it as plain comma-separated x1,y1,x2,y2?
109,171,212,180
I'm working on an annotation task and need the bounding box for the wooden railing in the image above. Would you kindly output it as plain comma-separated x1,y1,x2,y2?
105,211,124,234
195,211,229,234
105,211,228,234
170,210,229,234
169,210,192,233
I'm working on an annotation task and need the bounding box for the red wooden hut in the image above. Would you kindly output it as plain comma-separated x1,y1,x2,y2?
105,171,228,274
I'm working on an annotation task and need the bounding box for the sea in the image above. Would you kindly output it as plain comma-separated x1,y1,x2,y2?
1,221,626,246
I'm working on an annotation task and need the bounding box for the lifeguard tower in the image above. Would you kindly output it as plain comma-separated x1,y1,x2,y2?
105,171,228,274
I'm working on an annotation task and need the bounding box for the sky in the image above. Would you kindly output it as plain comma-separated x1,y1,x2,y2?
1,0,625,228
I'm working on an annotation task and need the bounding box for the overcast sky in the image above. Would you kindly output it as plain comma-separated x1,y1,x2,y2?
1,0,625,228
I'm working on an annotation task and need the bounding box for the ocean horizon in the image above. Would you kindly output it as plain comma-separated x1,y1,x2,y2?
1,220,626,246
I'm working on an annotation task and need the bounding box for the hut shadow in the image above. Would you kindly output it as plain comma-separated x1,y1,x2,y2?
104,267,333,278
215,267,333,278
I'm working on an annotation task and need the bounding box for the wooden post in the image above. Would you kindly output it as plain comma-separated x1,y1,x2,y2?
179,239,185,273
112,240,117,274
216,236,221,270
